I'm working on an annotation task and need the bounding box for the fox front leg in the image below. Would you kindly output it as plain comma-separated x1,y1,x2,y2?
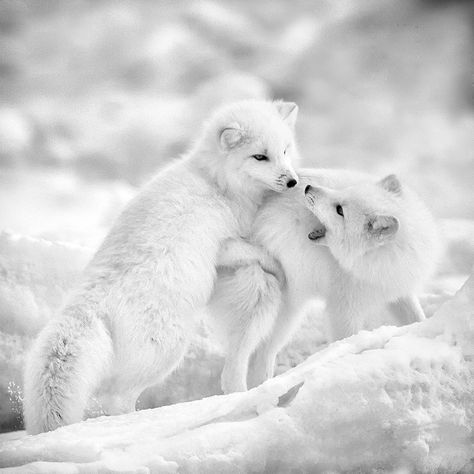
388,294,426,326
217,238,284,283
221,339,253,394
217,238,262,267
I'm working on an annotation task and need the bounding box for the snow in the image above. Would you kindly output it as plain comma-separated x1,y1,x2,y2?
0,273,472,473
0,171,135,248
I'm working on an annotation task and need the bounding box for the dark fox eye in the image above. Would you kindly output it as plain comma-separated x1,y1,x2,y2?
336,204,344,217
252,154,269,161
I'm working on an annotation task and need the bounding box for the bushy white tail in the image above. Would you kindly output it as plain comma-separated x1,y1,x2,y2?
23,308,112,434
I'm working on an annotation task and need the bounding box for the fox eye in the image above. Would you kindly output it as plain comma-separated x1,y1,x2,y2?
336,204,344,217
252,154,269,161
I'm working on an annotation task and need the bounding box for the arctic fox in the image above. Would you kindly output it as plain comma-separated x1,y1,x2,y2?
303,173,440,337
209,169,439,392
23,100,300,434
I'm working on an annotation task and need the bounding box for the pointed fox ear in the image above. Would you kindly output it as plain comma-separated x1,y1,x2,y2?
275,101,298,129
366,215,399,241
219,123,244,150
378,174,401,195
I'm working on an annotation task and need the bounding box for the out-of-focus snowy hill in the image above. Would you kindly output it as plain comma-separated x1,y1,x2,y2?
1,0,473,217
1,272,473,473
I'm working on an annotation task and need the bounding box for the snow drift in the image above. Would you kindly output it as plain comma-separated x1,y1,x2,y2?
0,272,472,473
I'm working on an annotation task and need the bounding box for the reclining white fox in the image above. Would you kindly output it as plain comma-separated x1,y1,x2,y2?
23,100,300,434
209,169,440,393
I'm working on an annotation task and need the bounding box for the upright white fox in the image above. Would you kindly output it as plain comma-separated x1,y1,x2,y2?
209,169,440,393
23,100,300,434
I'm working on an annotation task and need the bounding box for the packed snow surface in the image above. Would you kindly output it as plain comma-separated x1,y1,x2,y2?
1,273,473,473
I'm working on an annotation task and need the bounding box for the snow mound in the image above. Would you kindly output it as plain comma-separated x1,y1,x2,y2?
1,274,472,473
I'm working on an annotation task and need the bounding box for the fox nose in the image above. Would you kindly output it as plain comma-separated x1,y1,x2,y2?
304,184,312,194
287,179,297,188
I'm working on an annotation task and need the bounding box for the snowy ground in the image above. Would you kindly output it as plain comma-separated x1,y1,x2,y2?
0,272,473,473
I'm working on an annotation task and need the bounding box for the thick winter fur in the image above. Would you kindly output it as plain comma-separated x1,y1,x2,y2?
303,173,440,338
210,168,440,391
23,100,300,434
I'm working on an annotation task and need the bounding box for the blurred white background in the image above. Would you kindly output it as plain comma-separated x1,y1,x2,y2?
0,0,473,434
0,0,473,247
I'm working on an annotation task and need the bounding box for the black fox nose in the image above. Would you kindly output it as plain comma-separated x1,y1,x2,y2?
305,184,312,194
287,179,297,188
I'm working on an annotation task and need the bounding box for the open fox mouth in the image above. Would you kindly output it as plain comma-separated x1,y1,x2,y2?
308,224,326,240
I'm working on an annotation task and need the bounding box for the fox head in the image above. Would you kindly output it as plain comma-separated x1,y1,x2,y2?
304,175,402,270
199,100,300,195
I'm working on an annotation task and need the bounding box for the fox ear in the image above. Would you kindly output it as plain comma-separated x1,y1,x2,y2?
275,101,298,129
219,124,244,150
366,215,399,241
378,174,401,195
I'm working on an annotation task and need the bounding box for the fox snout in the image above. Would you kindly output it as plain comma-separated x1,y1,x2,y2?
304,184,324,209
281,170,298,189
305,184,321,194
305,185,326,200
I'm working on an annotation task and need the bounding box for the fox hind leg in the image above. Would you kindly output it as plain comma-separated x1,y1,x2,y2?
101,305,191,414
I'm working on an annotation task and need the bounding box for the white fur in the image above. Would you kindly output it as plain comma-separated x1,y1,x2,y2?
23,100,300,434
207,238,285,393
209,168,440,392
